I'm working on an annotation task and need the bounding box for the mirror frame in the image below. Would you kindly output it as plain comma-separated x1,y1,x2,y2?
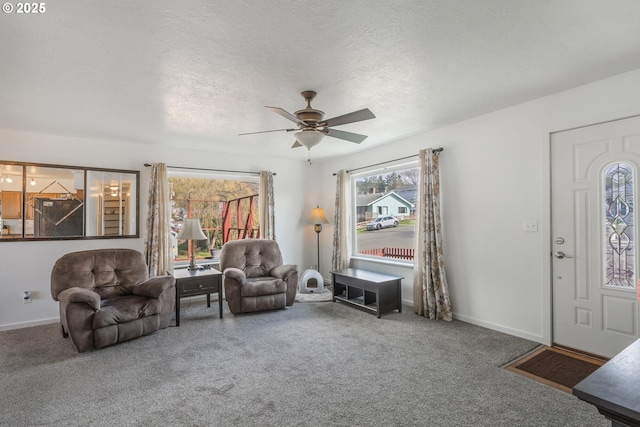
0,160,140,241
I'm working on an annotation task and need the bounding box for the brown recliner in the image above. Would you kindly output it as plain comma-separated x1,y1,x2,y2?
50,248,175,352
220,239,297,314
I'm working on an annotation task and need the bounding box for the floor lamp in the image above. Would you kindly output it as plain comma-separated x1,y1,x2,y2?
178,218,208,270
311,206,329,271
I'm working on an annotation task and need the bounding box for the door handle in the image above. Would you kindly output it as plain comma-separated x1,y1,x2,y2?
554,251,572,259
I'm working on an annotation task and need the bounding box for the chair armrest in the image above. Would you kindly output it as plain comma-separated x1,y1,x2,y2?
57,287,100,311
270,264,298,280
132,276,175,299
223,267,246,284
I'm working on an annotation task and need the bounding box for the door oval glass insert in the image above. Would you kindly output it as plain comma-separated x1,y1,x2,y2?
604,162,635,288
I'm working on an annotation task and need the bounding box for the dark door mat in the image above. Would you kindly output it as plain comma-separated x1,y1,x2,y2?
506,347,606,393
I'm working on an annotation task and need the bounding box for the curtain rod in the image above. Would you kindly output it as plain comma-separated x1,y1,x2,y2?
332,147,443,176
143,164,275,176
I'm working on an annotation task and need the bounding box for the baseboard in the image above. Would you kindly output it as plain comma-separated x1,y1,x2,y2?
0,317,59,332
401,304,540,343
453,312,542,343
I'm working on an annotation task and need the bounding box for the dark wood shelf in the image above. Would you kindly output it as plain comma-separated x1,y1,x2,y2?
331,268,403,318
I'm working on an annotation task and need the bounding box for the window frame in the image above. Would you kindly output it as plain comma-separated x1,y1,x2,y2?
350,160,418,266
167,168,260,269
0,160,139,241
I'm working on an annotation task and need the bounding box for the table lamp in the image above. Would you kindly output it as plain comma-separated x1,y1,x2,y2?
178,218,208,270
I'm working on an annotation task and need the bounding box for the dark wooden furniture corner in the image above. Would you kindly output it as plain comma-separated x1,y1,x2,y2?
573,338,640,427
174,268,223,326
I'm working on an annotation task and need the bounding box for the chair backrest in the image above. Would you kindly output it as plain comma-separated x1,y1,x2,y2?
220,239,283,278
51,249,149,301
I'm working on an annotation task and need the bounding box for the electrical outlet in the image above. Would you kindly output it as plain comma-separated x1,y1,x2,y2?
524,220,538,233
23,291,32,304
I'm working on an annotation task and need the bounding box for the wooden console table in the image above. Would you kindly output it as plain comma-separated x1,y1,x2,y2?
573,338,640,427
331,268,403,318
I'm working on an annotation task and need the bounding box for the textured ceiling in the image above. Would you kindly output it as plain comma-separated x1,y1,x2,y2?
2,0,640,161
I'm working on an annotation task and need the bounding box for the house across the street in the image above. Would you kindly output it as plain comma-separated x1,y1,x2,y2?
355,191,415,222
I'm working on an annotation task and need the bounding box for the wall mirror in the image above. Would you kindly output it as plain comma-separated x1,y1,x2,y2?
0,161,139,240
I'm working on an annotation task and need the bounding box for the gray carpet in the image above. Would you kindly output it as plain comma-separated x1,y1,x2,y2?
0,300,607,427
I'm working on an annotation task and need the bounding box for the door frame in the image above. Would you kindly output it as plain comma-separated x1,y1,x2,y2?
543,111,640,349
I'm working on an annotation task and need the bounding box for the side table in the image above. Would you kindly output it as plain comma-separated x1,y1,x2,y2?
173,267,223,326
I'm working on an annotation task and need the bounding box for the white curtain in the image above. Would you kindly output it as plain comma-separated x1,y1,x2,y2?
332,169,352,272
144,163,173,277
259,170,275,240
413,149,452,320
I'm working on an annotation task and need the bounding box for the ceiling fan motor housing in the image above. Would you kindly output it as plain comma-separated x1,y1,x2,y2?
294,108,324,125
295,90,325,125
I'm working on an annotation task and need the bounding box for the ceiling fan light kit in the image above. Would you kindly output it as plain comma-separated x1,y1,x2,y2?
294,129,324,149
240,90,376,152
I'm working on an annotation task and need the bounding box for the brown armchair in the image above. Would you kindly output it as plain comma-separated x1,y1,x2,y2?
220,239,297,314
50,248,175,352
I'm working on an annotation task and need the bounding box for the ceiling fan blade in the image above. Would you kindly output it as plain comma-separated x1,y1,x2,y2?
266,106,305,125
238,128,296,136
325,128,368,144
291,141,303,148
323,108,375,127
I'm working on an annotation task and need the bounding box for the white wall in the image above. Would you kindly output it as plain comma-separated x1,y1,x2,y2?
315,68,640,343
298,160,328,272
0,131,309,330
4,68,640,342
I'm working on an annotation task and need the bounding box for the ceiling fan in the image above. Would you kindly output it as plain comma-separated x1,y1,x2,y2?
239,91,375,150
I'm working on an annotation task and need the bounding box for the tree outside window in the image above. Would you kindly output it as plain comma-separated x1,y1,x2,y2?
169,174,259,265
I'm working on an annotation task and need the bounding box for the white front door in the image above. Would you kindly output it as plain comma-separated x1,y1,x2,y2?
551,115,640,358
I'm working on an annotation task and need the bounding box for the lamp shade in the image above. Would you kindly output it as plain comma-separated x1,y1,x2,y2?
310,206,329,225
177,218,208,240
295,129,324,149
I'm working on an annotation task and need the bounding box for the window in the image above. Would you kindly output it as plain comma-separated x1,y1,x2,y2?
168,170,259,267
0,161,139,240
353,164,418,263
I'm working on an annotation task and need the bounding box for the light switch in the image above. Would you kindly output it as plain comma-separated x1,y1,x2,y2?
524,220,538,233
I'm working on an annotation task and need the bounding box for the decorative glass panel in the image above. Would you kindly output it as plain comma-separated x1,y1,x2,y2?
604,163,635,288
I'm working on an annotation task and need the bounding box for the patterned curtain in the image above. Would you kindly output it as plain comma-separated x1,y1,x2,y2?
332,170,352,271
259,171,275,240
413,149,452,320
144,163,173,277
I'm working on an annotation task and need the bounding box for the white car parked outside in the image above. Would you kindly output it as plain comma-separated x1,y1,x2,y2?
366,215,399,231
